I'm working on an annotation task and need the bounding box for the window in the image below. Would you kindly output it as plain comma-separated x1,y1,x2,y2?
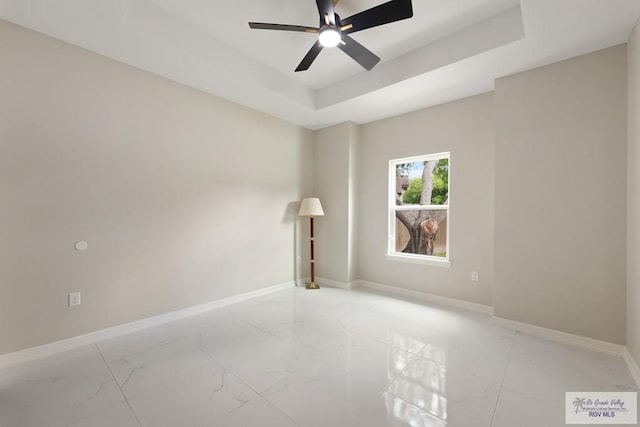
388,152,450,266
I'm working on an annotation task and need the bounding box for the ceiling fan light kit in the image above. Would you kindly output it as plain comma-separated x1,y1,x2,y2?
248,0,413,72
318,27,341,47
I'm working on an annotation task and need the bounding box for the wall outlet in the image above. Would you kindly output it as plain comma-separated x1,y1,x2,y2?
69,292,81,307
471,271,479,282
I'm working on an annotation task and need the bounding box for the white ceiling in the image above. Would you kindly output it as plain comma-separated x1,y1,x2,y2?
1,0,639,130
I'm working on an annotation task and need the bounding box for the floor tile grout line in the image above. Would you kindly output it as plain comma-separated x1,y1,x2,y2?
385,388,448,424
195,337,261,398
490,330,519,427
214,351,306,427
382,343,425,392
255,393,305,427
335,315,429,362
382,342,450,424
94,343,143,427
196,344,279,423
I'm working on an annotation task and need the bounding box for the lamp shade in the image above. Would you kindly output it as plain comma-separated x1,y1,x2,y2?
298,198,324,217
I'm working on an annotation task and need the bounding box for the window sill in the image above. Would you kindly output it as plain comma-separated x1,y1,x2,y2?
386,253,451,268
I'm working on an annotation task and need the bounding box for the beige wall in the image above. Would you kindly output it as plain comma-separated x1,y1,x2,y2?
357,93,496,306
628,20,640,363
494,45,627,344
313,122,359,285
0,20,313,355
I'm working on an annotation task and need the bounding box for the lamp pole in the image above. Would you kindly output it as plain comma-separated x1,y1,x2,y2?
308,215,318,289
298,198,324,290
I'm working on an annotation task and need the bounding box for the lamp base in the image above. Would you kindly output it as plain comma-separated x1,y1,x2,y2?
305,282,320,290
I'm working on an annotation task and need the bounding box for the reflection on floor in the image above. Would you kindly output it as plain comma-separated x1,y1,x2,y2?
0,287,637,427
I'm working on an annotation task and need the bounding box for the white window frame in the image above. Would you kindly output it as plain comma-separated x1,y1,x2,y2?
387,152,451,267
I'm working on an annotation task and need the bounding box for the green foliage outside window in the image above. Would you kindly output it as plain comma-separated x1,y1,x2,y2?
431,159,449,205
402,178,422,204
401,159,448,205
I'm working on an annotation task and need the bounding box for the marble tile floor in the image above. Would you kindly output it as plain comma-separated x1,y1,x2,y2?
0,286,637,427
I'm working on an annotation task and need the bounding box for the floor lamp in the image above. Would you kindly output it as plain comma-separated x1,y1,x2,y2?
298,198,324,289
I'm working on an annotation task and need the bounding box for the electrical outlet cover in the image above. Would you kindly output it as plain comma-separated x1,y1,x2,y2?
69,292,81,307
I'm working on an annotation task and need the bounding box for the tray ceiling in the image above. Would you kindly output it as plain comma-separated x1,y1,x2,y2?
1,0,639,129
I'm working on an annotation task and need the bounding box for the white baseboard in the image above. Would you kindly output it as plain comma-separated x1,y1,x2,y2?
623,348,640,388
315,276,355,290
0,281,294,369
296,276,355,290
492,316,626,357
352,279,494,315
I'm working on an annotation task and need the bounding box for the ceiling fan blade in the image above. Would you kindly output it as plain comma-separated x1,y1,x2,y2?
341,0,413,35
316,0,336,25
248,22,318,33
295,41,324,72
338,34,380,70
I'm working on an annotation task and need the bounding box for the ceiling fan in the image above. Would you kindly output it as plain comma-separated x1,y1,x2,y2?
248,0,413,72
